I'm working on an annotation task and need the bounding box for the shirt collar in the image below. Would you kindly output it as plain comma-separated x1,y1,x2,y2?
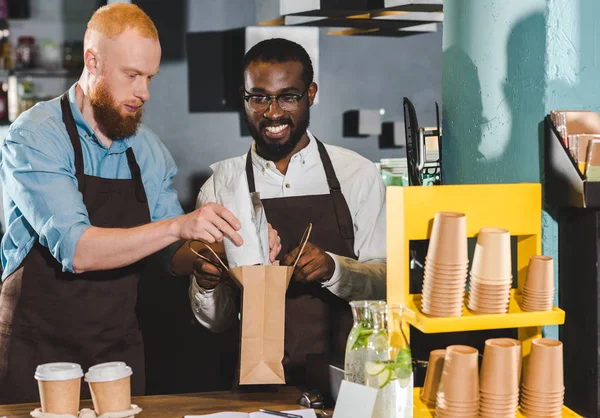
67,83,131,154
251,130,317,172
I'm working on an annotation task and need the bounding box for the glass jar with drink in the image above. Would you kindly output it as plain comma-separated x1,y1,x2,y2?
344,300,385,384
365,303,414,418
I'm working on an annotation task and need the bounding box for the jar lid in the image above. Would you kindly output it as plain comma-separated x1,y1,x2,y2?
34,362,83,381
84,362,132,383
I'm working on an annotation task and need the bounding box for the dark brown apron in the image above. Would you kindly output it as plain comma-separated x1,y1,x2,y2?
0,92,150,404
245,138,356,385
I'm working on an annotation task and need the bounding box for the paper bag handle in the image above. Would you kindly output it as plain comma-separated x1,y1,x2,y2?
187,240,230,272
292,223,313,271
188,222,312,272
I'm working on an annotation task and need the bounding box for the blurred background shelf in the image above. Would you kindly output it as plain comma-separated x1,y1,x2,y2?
411,388,582,417
405,289,565,334
0,68,80,78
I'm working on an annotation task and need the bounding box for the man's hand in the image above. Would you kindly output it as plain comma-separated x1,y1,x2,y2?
176,202,243,246
193,248,229,290
282,242,336,283
268,223,282,263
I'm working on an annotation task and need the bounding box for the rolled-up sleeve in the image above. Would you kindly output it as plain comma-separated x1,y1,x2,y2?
0,127,91,273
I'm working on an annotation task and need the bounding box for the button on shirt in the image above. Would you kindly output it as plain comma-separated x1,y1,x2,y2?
190,132,387,332
0,83,184,279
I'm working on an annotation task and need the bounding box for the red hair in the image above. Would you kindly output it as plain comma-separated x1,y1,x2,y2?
85,3,158,41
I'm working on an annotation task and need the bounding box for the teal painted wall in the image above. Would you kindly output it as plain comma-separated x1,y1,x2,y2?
442,0,546,185
442,0,600,339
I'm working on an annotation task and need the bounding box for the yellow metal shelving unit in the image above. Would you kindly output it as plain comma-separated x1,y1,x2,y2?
386,183,579,417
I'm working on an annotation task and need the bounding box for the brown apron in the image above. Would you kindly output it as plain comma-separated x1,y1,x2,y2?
0,92,150,403
245,138,356,385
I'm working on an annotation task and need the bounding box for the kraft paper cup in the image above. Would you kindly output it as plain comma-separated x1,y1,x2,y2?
521,386,565,399
480,338,522,396
469,274,513,286
422,305,463,317
35,362,83,415
520,393,564,407
437,345,480,402
470,227,511,278
423,276,467,288
426,212,468,265
524,256,555,292
522,338,564,394
424,271,469,283
424,259,469,272
85,362,133,415
420,349,446,406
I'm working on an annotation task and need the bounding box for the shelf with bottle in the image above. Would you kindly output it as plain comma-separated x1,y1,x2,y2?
0,67,81,79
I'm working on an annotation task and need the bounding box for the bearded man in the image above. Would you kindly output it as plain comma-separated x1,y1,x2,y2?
0,3,261,403
188,39,387,385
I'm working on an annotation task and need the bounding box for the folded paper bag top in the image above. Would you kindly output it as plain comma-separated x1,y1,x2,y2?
193,224,313,385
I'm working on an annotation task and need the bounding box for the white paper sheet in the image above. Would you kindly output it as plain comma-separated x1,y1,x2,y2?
184,408,317,418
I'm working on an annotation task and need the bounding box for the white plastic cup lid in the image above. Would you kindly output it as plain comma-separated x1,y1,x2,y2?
34,362,83,381
84,362,132,383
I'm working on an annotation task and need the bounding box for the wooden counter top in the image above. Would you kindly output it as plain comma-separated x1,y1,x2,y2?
0,387,312,418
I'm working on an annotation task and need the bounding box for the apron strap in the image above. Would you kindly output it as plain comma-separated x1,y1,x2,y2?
245,149,256,193
60,91,147,204
60,92,85,193
125,148,147,204
314,138,355,241
245,137,355,241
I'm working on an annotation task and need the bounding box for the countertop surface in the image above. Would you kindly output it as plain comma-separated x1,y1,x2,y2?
0,386,312,418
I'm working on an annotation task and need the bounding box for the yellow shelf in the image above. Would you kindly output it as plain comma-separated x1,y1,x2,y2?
412,388,582,417
404,289,565,333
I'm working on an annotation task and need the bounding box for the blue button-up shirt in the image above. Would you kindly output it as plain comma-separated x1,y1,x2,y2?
0,83,184,279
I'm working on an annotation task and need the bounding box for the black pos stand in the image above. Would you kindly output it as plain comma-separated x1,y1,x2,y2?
544,115,600,417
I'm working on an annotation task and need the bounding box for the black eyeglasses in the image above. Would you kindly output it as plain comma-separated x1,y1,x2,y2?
241,87,308,113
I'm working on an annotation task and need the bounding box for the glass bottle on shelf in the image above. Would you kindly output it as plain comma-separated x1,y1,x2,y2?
344,300,384,384
15,36,35,69
366,304,414,418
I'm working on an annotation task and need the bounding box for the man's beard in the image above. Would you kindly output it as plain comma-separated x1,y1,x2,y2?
90,80,143,140
244,110,310,162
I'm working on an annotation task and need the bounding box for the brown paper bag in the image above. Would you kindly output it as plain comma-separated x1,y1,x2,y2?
229,264,293,384
191,224,312,385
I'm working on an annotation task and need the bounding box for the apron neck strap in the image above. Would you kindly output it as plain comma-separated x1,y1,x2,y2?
245,148,256,193
60,92,85,192
245,137,354,240
245,137,343,194
60,91,146,203
126,147,147,203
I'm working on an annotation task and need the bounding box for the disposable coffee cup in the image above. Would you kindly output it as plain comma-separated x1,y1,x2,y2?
85,362,133,415
35,362,83,415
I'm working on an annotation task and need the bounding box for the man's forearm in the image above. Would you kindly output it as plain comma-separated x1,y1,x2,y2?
322,254,386,301
72,217,180,273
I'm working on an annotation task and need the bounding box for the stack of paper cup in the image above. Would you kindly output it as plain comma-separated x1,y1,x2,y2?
435,345,480,417
520,338,564,418
420,349,446,407
520,256,555,312
479,338,522,417
34,362,83,416
85,362,133,416
468,228,512,315
421,212,469,317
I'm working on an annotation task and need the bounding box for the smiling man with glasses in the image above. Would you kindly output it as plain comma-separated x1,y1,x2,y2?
188,38,387,385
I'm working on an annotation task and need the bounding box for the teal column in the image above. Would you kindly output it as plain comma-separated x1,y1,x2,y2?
443,0,600,339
